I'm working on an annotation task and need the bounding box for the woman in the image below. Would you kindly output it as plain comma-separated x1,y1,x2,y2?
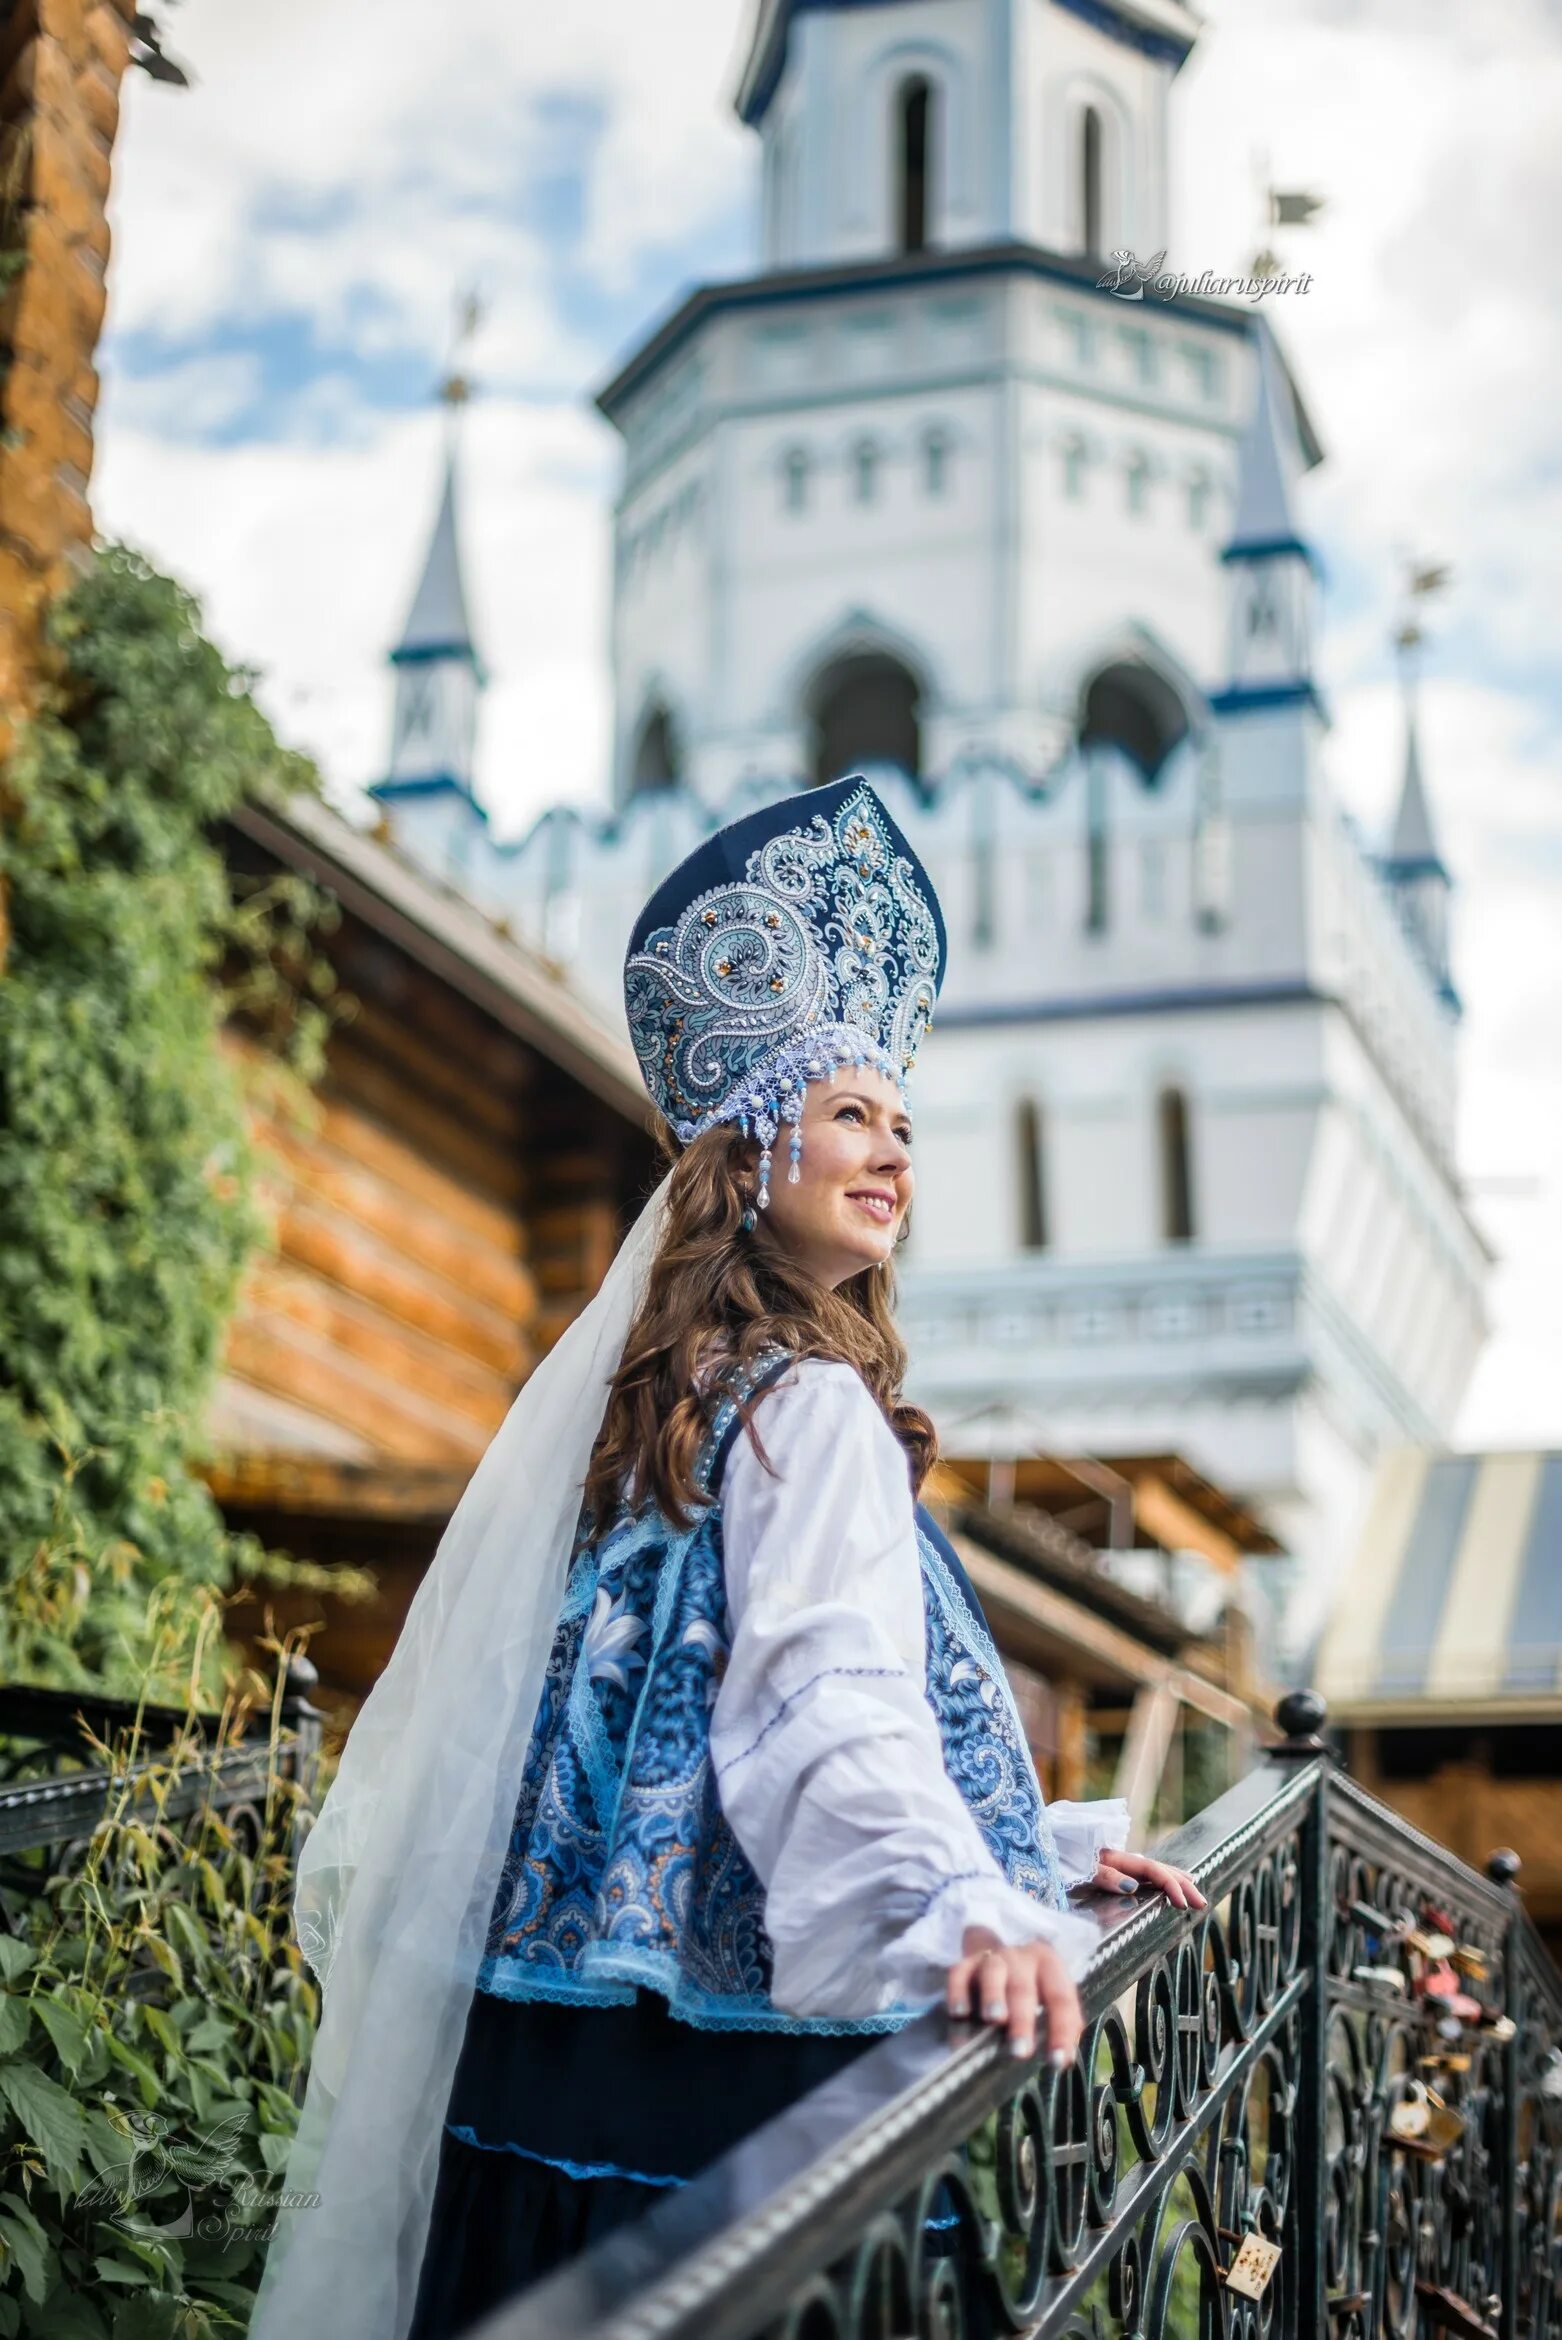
253,778,1202,2340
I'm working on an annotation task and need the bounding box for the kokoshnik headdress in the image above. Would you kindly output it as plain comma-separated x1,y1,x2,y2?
624,775,947,1200
253,776,950,2340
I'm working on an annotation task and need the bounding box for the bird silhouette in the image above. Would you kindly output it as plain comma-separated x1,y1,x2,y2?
79,2107,253,2232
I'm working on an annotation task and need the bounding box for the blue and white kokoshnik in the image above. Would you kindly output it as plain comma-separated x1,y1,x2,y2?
623,777,947,1204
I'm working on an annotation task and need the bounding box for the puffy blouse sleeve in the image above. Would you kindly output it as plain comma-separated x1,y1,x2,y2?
709,1357,1103,2022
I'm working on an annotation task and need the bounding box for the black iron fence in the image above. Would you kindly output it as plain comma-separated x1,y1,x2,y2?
0,1653,322,1961
481,1693,1562,2340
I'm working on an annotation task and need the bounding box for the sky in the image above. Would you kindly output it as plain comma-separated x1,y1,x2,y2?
93,0,1561,1450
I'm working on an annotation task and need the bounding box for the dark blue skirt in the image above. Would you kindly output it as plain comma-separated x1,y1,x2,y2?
407,1987,883,2340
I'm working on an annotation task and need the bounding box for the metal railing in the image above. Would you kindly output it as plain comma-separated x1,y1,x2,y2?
0,1654,322,1946
479,1692,1562,2340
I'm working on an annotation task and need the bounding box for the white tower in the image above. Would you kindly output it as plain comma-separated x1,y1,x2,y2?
593,0,1308,808
366,0,1488,1590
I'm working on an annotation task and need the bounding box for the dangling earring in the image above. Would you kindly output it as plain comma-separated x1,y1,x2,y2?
739,1202,757,1234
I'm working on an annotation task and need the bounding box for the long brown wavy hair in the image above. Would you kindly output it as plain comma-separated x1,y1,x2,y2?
581,1117,938,1535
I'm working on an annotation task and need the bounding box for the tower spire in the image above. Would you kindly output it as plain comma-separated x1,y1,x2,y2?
1210,321,1324,719
372,298,487,823
1381,580,1456,1010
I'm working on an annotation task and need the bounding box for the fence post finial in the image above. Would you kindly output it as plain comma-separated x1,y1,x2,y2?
1271,1689,1329,1756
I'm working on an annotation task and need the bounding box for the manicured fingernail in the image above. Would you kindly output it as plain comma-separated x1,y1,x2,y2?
984,2002,1006,2022
1048,2048,1070,2070
949,1999,968,2017
1116,1877,1138,1894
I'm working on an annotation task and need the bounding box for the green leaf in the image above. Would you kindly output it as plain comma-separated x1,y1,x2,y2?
93,2258,156,2289
0,2203,50,2306
139,2006,179,2062
0,1994,34,2054
33,1993,92,2074
0,2059,88,2183
103,2034,160,2112
183,2016,235,2058
0,1939,36,1984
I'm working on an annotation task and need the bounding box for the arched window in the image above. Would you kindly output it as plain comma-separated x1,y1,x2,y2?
1016,1100,1049,1250
922,426,950,497
897,76,932,253
852,440,881,505
807,650,921,784
1084,750,1109,934
780,445,810,515
1081,105,1104,256
630,702,681,794
1157,1086,1195,1243
1080,661,1189,785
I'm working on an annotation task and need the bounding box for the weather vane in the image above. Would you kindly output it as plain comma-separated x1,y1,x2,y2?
1248,146,1325,279
1392,551,1452,663
439,287,485,411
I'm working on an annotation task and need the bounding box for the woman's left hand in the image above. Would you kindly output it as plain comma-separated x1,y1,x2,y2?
1088,1848,1207,1911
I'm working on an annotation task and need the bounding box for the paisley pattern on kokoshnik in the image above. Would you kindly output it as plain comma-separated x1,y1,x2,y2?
475,1356,1070,2033
623,779,946,1149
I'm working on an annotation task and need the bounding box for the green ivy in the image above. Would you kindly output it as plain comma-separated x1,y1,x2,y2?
0,1635,320,2338
0,544,346,1703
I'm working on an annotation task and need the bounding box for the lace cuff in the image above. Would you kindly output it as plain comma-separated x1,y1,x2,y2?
878,1872,1102,2006
1045,1798,1132,1888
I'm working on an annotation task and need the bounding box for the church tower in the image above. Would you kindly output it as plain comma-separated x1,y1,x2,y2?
596,0,1298,809
366,0,1488,1593
370,373,489,883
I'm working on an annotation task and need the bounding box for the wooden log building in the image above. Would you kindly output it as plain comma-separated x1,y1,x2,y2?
214,787,657,1729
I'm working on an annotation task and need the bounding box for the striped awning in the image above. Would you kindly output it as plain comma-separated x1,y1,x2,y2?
1317,1450,1562,1718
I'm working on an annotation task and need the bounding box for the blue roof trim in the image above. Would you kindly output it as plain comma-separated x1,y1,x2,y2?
597,241,1266,421
1208,680,1329,722
1381,852,1451,884
368,774,491,824
1219,534,1326,583
1051,0,1195,70
390,640,480,669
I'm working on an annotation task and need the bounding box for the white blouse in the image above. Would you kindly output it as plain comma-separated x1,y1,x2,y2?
708,1356,1127,2023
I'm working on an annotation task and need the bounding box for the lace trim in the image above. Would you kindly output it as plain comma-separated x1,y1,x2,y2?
713,1665,909,1775
474,1946,914,2036
445,2125,686,2189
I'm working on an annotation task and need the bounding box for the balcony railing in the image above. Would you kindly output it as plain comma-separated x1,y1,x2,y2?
478,1693,1562,2340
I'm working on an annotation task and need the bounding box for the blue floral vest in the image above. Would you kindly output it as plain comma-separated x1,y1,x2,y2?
475,1350,1070,2033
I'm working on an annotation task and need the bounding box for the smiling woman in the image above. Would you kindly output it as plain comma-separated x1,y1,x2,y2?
254,778,1200,2340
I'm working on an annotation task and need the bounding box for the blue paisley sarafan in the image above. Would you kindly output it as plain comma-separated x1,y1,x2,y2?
475,1353,1069,2035
624,784,943,1146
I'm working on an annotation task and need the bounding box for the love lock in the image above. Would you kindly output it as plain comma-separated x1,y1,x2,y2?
1225,2236,1284,2301
1483,2014,1517,2045
1390,2081,1432,2141
1453,1943,1491,1983
1353,1964,1407,1994
1403,1926,1458,1962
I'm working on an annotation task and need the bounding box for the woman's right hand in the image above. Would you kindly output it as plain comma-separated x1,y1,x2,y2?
946,1926,1084,2066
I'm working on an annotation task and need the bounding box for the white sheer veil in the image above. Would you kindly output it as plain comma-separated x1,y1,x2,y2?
251,1167,673,2340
